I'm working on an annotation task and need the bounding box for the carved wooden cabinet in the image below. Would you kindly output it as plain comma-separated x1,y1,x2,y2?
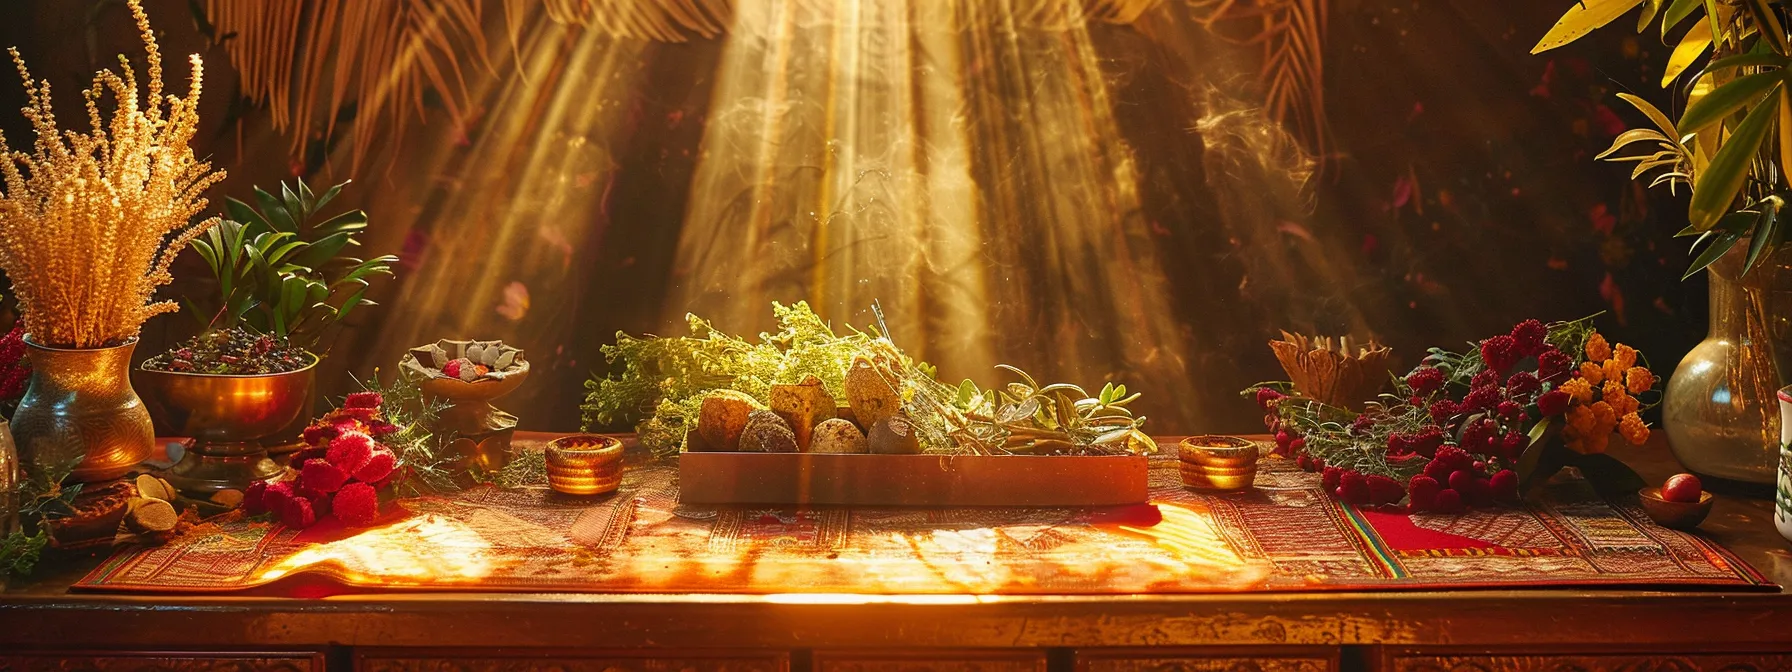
353,650,788,672
3,653,324,672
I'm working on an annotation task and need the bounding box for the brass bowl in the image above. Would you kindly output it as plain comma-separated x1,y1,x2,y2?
1178,436,1260,491
546,434,624,496
136,353,318,494
1179,435,1261,468
1638,486,1714,530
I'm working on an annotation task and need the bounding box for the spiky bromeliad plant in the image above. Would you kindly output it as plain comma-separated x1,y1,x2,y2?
187,178,396,353
1535,0,1792,276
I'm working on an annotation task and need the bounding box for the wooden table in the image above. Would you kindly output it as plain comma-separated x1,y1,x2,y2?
2,434,1789,671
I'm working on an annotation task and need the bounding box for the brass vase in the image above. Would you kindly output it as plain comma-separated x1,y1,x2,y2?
1664,242,1792,486
11,338,155,483
136,352,318,494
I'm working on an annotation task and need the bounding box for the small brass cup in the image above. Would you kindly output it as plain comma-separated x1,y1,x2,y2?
1179,436,1261,492
546,434,624,496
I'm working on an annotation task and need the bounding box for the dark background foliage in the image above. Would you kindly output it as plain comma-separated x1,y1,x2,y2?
0,0,1703,434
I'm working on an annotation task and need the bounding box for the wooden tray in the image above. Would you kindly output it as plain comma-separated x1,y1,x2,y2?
677,452,1149,506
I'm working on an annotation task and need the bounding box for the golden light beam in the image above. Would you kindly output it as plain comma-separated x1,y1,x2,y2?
670,0,1194,422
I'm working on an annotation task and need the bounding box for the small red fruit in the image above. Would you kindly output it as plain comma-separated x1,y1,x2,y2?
1432,488,1465,514
1661,473,1703,503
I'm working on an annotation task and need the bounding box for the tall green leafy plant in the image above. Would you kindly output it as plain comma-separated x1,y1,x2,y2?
188,179,396,352
1535,0,1792,277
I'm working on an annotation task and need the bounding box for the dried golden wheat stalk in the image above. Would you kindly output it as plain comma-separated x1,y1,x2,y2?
0,0,225,348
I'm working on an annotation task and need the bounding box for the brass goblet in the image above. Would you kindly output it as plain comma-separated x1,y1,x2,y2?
137,354,317,494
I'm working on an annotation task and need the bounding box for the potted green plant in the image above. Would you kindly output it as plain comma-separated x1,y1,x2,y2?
1535,0,1792,486
137,179,395,493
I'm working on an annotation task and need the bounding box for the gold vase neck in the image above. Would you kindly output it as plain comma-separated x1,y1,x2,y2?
23,337,138,390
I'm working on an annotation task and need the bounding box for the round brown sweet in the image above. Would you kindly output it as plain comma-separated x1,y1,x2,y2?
740,409,799,453
811,418,868,454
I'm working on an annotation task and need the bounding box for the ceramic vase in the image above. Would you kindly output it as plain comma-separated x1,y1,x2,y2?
1663,242,1792,485
1777,386,1792,543
10,338,154,483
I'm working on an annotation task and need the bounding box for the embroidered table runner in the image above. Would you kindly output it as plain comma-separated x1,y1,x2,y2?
75,456,1772,594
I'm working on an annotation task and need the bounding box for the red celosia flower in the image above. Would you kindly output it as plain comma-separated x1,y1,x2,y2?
1411,426,1446,458
1490,469,1520,501
302,423,344,446
1254,387,1285,411
1405,366,1445,395
1470,369,1501,390
1432,488,1465,514
1366,474,1405,505
1463,386,1501,413
1498,432,1526,459
1434,445,1474,471
1408,475,1441,511
1336,471,1371,505
244,480,269,515
1321,466,1343,491
1480,335,1520,374
1537,348,1572,380
1506,371,1540,397
281,496,316,529
1497,400,1523,421
300,460,350,493
1386,433,1413,456
344,391,384,409
334,406,380,423
333,482,380,527
1510,319,1548,357
328,431,375,473
1537,388,1571,417
260,480,294,515
369,421,401,437
1428,399,1461,424
356,449,396,483
1461,417,1497,454
297,485,333,518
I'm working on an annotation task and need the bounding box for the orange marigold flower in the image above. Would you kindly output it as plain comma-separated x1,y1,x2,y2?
1603,382,1638,416
1561,377,1595,404
1626,366,1655,394
1612,344,1637,369
1585,332,1611,363
1602,359,1626,386
1591,400,1616,429
1583,431,1610,454
1564,403,1596,435
1619,412,1650,445
1579,361,1605,384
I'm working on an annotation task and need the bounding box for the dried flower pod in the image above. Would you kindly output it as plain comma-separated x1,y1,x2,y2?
1268,332,1392,409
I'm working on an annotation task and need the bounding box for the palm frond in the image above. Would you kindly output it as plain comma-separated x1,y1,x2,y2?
1190,0,1331,168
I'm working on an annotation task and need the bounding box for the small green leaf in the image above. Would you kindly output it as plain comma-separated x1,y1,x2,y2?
1661,0,1703,35
1688,83,1783,231
1678,70,1781,134
1745,196,1783,273
1637,0,1663,31
1685,230,1745,278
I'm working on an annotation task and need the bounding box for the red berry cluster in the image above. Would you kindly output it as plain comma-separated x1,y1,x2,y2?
0,323,30,402
244,392,401,528
1267,319,1577,513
